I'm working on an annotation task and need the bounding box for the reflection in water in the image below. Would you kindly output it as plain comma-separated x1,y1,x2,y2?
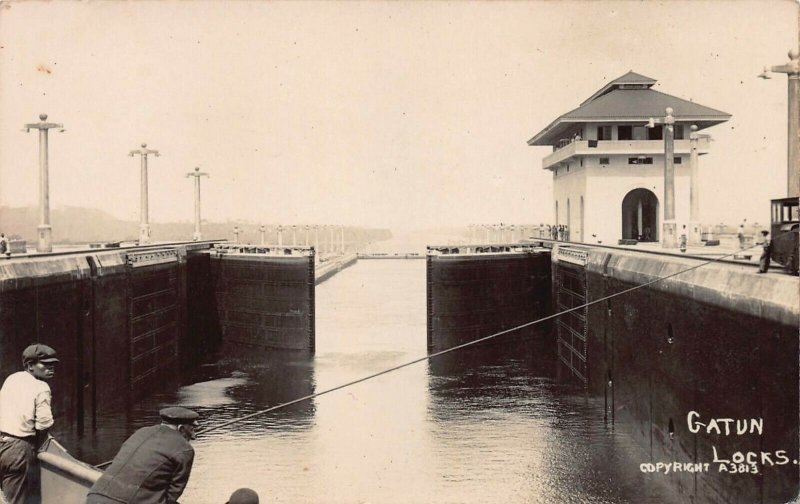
58,259,676,503
55,350,317,464
427,341,671,503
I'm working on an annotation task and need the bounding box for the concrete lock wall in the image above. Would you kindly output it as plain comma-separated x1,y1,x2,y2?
185,251,220,369
0,243,316,431
125,249,184,398
0,255,89,426
0,247,205,425
427,251,552,351
558,245,800,504
208,252,315,351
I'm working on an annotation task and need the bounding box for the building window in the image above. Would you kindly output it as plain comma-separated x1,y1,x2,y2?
647,125,663,140
599,157,610,165
597,125,612,141
674,157,682,164
628,157,653,165
633,126,647,140
674,125,684,140
618,125,632,140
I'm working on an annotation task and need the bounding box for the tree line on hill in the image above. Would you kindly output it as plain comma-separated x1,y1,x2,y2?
0,206,392,247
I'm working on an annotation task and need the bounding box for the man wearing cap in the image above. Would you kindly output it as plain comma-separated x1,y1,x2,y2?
0,343,59,504
86,407,199,504
226,488,259,504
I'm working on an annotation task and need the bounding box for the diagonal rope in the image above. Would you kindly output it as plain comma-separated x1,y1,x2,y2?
191,237,783,439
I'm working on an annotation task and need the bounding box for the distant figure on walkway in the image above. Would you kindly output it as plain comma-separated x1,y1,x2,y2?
680,225,688,253
737,220,746,250
0,234,7,256
86,407,199,504
0,344,59,504
226,488,259,504
757,230,771,274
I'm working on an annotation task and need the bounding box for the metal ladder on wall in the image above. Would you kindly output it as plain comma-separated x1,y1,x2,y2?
555,247,589,386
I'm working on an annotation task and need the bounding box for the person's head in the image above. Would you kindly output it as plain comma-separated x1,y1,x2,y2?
160,407,200,441
226,488,259,504
761,230,769,236
22,344,58,381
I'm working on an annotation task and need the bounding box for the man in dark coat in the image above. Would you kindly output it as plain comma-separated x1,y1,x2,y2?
86,407,199,504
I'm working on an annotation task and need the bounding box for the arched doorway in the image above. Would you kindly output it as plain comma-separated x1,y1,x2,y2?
621,188,658,241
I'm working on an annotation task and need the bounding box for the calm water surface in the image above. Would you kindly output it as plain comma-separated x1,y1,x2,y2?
64,259,676,503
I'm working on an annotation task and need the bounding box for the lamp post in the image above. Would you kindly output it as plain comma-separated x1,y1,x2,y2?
24,114,64,253
129,143,160,245
277,225,284,246
260,225,266,245
186,167,209,241
759,48,800,197
233,225,240,244
314,225,320,253
304,225,310,247
291,225,297,246
647,107,677,248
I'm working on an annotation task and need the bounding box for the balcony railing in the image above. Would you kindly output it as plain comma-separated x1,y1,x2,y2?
555,137,580,151
543,137,711,169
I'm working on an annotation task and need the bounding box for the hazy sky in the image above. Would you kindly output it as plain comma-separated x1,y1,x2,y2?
0,1,796,231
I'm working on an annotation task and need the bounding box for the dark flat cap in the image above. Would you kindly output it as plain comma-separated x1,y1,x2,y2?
227,488,259,504
22,344,59,364
159,407,199,425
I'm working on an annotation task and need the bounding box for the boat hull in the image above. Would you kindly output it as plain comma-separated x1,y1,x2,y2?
37,438,100,504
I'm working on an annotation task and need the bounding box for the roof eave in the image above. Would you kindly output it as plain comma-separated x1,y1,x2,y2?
564,114,732,122
528,115,731,146
527,118,582,146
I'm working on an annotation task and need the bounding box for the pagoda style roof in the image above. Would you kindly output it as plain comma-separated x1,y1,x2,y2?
580,70,657,105
528,71,731,146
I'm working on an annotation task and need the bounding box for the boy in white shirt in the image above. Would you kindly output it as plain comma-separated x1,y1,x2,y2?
0,344,58,504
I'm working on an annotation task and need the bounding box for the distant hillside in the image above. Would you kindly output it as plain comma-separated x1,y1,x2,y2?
0,206,140,243
0,206,392,246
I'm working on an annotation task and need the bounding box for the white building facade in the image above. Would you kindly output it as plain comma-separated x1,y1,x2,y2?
528,72,730,245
